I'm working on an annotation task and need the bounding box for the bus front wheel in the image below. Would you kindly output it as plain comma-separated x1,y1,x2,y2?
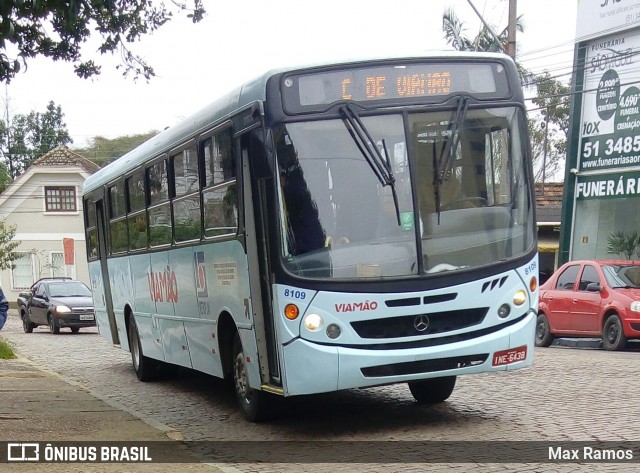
408,376,457,404
128,317,160,381
232,334,274,422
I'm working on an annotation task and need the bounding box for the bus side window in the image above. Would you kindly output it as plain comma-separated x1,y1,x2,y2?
172,143,201,243
147,159,172,246
108,181,128,254
202,129,238,238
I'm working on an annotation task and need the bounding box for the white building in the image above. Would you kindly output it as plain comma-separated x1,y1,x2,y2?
0,147,100,305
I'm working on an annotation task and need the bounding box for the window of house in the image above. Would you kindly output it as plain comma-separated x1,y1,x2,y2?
50,252,65,277
45,186,77,212
12,252,34,289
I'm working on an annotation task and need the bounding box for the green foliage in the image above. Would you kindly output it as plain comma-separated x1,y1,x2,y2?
74,131,159,167
0,100,72,178
441,8,569,183
0,218,21,270
0,1,205,83
607,231,640,260
0,339,16,359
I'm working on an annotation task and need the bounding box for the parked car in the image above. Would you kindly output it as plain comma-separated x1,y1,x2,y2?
18,279,95,334
536,260,640,350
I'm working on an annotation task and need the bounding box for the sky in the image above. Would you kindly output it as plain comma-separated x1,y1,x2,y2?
3,0,579,148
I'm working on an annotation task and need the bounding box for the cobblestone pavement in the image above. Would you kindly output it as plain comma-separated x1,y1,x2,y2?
2,311,640,472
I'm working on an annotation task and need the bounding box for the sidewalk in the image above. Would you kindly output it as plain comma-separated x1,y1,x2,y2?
0,321,222,471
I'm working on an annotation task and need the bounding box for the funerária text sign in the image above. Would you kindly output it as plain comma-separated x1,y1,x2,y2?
576,170,640,200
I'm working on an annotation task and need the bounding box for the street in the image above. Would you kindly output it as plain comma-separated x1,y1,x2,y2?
2,311,640,472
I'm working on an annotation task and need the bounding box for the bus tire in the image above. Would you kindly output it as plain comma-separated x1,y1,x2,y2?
535,313,554,347
602,314,627,351
128,316,160,381
232,334,274,422
408,376,456,404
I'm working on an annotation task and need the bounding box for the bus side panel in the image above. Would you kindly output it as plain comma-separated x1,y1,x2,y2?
88,260,110,343
131,253,165,361
107,257,134,350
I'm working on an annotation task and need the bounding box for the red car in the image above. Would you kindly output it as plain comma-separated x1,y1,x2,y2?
536,260,640,351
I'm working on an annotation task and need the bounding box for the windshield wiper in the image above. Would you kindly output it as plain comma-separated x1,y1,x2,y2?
340,104,401,225
434,95,469,216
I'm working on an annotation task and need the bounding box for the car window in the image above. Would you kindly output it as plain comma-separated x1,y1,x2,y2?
555,264,580,291
35,284,45,297
578,265,600,291
48,282,92,298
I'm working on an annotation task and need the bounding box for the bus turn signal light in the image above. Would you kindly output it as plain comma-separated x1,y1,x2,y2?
284,304,299,320
530,276,538,293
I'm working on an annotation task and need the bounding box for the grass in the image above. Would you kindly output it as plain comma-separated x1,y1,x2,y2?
0,338,16,359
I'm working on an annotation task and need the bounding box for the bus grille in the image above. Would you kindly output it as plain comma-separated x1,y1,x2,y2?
350,308,488,339
361,354,488,377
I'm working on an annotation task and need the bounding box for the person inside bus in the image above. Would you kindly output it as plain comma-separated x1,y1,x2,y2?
276,134,326,255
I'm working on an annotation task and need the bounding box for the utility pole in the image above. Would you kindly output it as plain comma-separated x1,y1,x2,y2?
3,85,14,179
507,0,518,59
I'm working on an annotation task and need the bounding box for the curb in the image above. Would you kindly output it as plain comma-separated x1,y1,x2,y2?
552,337,602,349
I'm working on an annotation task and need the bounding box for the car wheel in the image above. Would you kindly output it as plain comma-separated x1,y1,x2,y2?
21,310,35,333
232,333,276,422
70,327,80,334
48,314,60,334
408,376,457,404
602,314,627,351
535,313,554,347
127,316,160,381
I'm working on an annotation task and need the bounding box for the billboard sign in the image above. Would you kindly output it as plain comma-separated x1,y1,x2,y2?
578,30,640,172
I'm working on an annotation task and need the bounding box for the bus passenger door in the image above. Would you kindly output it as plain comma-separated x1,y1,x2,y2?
95,199,120,345
239,126,281,387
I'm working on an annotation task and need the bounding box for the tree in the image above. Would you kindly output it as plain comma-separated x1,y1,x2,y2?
442,7,534,86
441,7,569,183
529,72,571,182
607,231,640,260
0,1,205,83
74,130,159,167
0,101,72,178
0,218,21,270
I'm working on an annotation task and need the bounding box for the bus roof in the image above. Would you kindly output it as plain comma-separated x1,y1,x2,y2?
83,51,514,195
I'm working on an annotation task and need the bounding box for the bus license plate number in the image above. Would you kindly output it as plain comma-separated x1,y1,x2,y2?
80,314,94,321
492,346,527,366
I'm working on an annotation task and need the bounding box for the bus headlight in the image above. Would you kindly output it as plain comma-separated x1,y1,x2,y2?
303,313,323,331
497,304,510,318
513,290,527,306
55,305,71,314
326,324,341,339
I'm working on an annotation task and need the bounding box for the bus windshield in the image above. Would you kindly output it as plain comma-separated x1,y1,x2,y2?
275,106,534,279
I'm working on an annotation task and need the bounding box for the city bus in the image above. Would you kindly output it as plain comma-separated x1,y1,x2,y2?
82,52,538,422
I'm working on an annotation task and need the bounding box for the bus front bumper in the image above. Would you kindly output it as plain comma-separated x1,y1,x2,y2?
280,309,535,396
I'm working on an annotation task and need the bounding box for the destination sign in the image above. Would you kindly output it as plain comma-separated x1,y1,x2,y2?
281,61,508,112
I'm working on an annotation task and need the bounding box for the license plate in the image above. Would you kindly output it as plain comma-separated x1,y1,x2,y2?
492,345,527,366
80,314,94,321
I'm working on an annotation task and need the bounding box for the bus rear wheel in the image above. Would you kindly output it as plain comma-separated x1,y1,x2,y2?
232,334,275,422
408,376,457,404
128,316,160,381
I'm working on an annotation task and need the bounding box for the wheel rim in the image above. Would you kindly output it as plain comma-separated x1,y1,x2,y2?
22,315,28,331
48,316,54,333
606,322,619,344
234,352,251,406
536,320,547,341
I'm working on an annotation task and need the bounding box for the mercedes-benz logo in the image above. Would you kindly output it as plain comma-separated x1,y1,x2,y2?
414,315,430,332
